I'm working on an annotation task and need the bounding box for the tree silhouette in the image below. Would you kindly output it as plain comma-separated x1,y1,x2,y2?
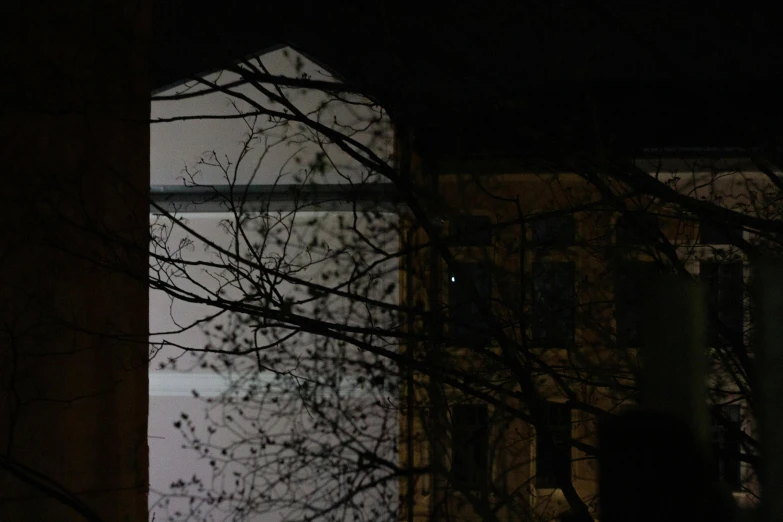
147,47,778,521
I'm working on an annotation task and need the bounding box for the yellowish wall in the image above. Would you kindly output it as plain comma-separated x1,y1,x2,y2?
399,165,761,520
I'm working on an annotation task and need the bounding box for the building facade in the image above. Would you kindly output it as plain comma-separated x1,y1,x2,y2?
148,43,768,522
398,157,761,521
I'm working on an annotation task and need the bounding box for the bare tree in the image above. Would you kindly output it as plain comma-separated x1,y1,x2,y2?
146,47,781,522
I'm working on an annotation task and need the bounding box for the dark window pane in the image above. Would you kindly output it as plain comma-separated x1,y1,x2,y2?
711,405,742,491
701,262,744,347
450,263,492,345
536,402,572,488
616,212,659,245
532,263,575,346
452,404,489,490
450,215,492,246
700,221,742,245
532,215,575,246
616,262,657,347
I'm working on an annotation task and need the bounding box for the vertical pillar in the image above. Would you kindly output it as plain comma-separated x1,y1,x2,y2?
641,276,709,444
0,2,150,520
755,258,783,522
599,276,716,522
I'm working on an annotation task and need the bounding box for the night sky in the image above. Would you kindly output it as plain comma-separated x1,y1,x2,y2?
152,2,783,150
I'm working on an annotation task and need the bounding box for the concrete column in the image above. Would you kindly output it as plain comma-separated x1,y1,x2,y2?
599,276,715,522
755,258,783,522
641,276,709,444
0,2,149,520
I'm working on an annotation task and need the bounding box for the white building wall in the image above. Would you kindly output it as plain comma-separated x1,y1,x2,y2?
151,46,393,187
149,46,399,521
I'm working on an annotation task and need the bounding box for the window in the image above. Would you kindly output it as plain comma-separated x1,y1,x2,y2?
536,402,572,488
449,262,492,344
616,262,657,347
711,405,742,491
531,214,575,246
700,221,742,245
532,262,575,346
700,262,744,347
452,404,489,490
616,212,659,245
449,215,492,246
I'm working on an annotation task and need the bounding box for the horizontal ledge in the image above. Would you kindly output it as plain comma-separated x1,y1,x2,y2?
148,370,375,397
150,183,405,213
149,371,228,397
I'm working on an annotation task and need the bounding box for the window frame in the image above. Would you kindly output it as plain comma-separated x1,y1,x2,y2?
449,214,493,247
448,261,493,346
615,260,658,348
699,221,743,246
615,211,660,245
535,401,573,489
710,403,743,492
450,403,491,491
531,261,576,347
530,214,576,247
700,260,745,349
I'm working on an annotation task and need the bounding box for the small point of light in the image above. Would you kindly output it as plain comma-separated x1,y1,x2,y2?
451,276,456,282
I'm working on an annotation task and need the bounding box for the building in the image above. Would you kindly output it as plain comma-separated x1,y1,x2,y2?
398,154,764,521
145,40,773,521
148,46,402,521
3,5,778,521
